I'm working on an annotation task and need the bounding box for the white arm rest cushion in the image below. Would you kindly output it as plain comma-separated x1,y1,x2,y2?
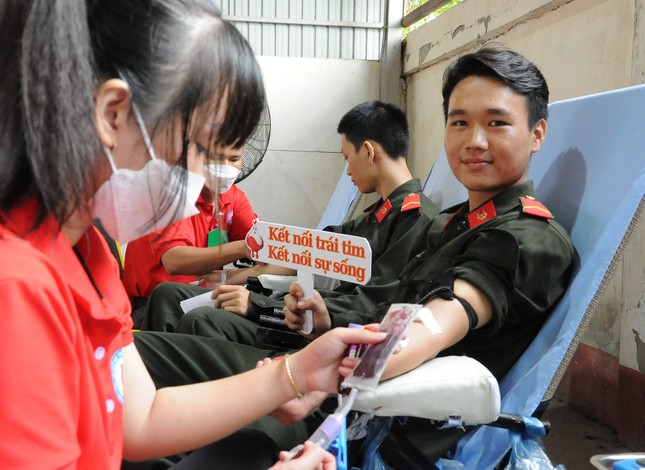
352,356,500,425
257,274,338,292
257,274,297,293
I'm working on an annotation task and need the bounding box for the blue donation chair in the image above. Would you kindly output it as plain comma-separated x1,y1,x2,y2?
316,162,362,230
422,146,466,210
355,84,645,468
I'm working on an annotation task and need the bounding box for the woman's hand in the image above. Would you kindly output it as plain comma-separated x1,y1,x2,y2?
256,357,328,425
287,326,386,395
269,441,336,470
191,271,228,289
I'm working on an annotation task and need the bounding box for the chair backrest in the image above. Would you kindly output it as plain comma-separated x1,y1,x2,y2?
316,162,361,230
451,84,645,468
422,147,466,210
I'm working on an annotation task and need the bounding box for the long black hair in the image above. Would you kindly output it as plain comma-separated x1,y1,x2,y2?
0,0,265,230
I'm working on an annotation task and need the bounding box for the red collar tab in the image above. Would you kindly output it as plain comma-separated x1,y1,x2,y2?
401,193,421,212
375,199,393,223
467,199,497,228
520,196,553,219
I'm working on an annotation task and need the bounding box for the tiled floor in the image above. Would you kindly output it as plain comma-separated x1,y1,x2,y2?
542,397,635,469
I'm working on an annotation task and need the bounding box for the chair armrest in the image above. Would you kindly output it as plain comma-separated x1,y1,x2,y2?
257,274,297,293
257,274,339,292
352,356,500,426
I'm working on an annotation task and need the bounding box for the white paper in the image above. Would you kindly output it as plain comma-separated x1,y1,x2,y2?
180,290,215,314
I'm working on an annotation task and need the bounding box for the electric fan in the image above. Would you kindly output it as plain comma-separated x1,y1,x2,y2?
236,102,271,182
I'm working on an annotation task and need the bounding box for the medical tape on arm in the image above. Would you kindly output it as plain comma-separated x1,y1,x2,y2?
415,307,443,335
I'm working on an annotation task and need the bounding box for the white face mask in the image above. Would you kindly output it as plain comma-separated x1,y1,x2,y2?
92,105,205,244
204,163,240,194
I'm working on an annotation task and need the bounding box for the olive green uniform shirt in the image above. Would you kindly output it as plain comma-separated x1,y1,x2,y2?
250,178,438,319
336,180,573,380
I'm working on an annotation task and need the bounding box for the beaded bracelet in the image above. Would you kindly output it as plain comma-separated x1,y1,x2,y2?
284,354,306,398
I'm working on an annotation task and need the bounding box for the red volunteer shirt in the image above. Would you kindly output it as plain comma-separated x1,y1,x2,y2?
0,198,133,469
122,185,257,298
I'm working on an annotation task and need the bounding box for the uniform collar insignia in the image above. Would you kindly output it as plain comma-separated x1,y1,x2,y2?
375,199,393,223
467,199,497,228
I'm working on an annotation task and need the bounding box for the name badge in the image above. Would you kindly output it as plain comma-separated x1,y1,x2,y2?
208,228,228,247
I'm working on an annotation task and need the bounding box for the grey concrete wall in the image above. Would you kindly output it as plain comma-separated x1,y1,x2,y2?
238,56,380,228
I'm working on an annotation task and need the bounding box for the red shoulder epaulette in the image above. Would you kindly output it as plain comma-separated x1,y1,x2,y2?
401,193,421,212
520,196,553,219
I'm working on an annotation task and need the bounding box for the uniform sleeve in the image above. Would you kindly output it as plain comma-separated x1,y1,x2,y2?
323,217,357,236
327,210,434,327
450,221,573,335
0,276,83,468
226,186,258,241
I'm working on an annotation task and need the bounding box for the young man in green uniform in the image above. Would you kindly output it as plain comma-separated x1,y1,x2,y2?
140,100,439,341
279,45,574,464
134,46,573,466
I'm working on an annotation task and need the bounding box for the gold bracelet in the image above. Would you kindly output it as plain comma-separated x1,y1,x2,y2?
284,354,306,398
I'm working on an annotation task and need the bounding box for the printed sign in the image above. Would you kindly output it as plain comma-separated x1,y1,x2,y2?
245,220,372,284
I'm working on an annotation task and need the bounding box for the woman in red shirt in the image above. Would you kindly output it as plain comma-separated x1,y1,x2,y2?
0,2,384,469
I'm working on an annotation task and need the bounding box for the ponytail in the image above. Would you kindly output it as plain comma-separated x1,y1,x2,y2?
0,0,99,228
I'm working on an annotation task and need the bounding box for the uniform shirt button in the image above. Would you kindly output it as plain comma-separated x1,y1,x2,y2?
457,220,467,231
106,398,115,413
94,347,106,360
